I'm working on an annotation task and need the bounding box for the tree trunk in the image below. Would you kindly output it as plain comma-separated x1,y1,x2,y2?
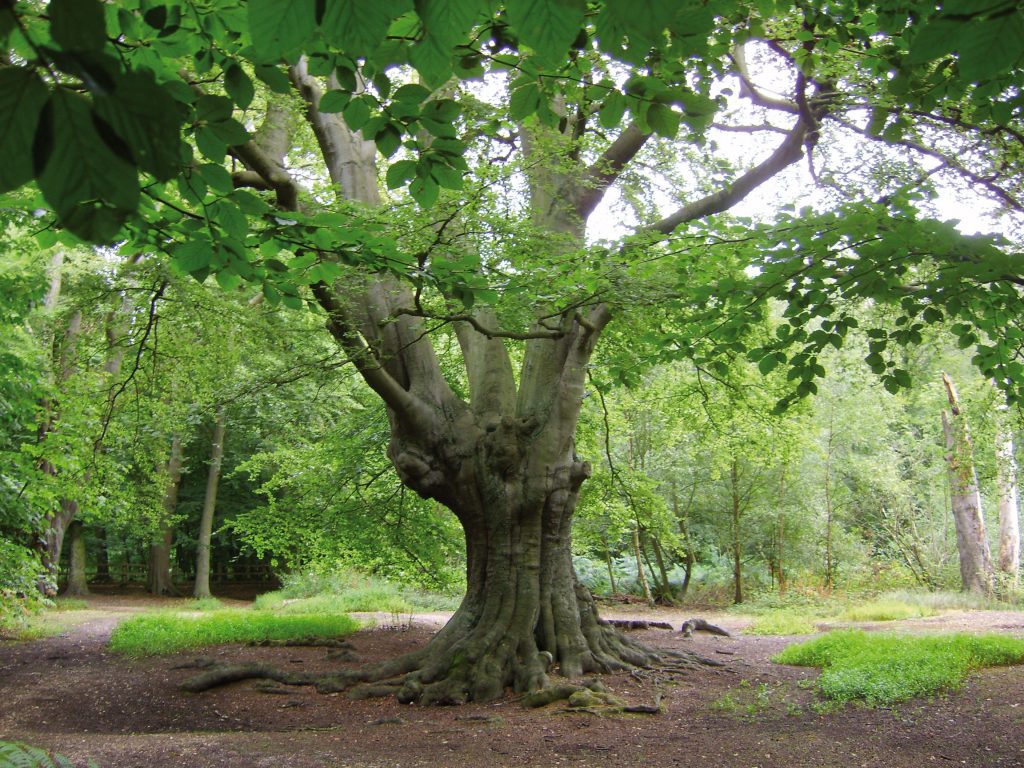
941,373,994,595
149,434,184,595
94,528,110,583
996,428,1020,587
64,518,89,596
632,527,655,606
777,468,787,594
601,534,617,594
194,410,226,599
823,415,836,592
731,458,743,605
650,535,674,604
671,481,696,600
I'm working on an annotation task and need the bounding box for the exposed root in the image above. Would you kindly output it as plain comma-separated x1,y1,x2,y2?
679,618,732,637
605,619,674,630
248,637,355,649
180,663,317,693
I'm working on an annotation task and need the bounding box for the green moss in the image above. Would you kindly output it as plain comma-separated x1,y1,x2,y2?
775,630,1024,705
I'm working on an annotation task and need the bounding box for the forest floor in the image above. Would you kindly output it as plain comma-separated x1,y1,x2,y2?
2,592,1024,767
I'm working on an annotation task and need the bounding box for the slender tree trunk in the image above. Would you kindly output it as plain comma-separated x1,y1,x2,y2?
194,410,226,599
822,414,837,592
650,535,673,604
632,528,655,606
149,434,184,595
601,534,617,594
996,428,1020,588
94,528,110,583
941,373,994,595
671,481,696,599
777,469,787,594
731,458,743,604
64,518,89,596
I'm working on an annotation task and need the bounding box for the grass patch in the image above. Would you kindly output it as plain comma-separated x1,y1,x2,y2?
837,599,935,622
774,630,1024,705
109,609,359,656
744,610,820,636
53,597,90,611
253,569,460,613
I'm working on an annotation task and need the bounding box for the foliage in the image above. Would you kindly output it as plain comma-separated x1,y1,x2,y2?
744,611,820,636
109,608,359,656
253,569,460,613
837,600,935,622
775,630,1024,705
0,740,95,768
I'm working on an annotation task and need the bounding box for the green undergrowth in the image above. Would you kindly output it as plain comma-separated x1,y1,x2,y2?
253,569,460,614
109,609,359,656
774,630,1024,705
0,740,96,767
735,589,1013,636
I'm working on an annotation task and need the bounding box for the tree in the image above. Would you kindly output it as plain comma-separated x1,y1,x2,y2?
194,408,226,599
941,373,995,594
3,1,1024,703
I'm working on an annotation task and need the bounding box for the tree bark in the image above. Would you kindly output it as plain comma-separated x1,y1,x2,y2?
94,527,110,583
63,518,89,596
149,434,184,596
632,527,655,607
731,458,743,605
194,409,226,599
941,373,994,595
996,427,1020,587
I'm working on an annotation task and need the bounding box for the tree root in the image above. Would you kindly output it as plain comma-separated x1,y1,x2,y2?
605,619,674,630
679,618,731,637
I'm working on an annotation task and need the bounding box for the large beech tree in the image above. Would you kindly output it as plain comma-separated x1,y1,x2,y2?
3,1,1024,703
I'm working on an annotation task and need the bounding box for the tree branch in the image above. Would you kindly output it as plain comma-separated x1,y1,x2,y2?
647,119,808,234
575,124,651,220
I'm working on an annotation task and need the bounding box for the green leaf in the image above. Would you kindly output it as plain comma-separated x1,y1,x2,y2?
343,97,372,131
598,90,626,128
224,64,255,109
606,0,675,44
254,65,293,93
50,0,107,52
197,163,235,196
212,201,249,239
216,269,242,291
321,0,411,58
35,90,139,242
409,38,453,88
375,124,402,157
509,82,542,121
506,0,585,64
430,162,464,190
318,90,351,113
758,354,780,376
93,69,183,181
386,159,417,189
248,0,316,59
646,103,681,138
415,0,483,48
393,83,432,104
958,13,1024,81
409,175,439,207
172,238,213,274
0,69,48,193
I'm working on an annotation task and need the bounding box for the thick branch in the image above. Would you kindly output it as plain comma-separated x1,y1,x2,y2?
311,282,435,431
648,120,808,234
575,124,651,220
731,44,799,114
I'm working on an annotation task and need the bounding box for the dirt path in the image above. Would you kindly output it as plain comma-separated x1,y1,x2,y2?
2,597,1024,767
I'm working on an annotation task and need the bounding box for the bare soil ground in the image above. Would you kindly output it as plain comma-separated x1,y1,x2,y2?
2,593,1024,768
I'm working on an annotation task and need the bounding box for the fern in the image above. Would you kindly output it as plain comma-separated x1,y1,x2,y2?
0,740,91,768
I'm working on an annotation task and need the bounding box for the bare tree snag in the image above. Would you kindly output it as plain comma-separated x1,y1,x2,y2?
996,424,1020,587
941,373,994,595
